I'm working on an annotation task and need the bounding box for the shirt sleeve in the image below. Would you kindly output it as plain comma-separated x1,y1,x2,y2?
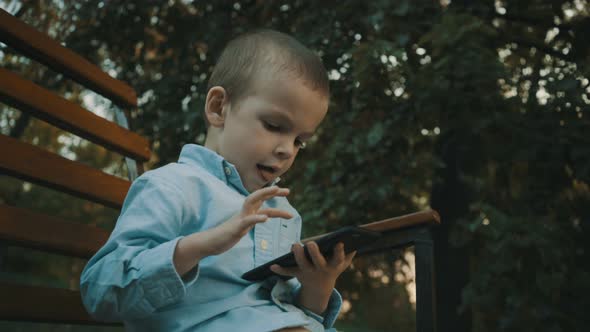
291,283,343,328
80,174,200,322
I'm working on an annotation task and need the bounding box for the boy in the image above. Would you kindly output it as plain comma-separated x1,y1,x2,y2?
80,29,355,332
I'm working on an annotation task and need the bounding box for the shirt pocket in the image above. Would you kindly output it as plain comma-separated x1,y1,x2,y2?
277,217,299,256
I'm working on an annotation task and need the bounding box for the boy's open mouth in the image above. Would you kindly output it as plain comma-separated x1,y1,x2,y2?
256,164,277,182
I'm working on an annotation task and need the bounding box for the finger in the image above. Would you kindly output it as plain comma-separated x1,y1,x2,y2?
270,264,300,277
257,187,289,201
292,243,313,270
343,250,357,267
245,186,290,207
257,208,293,220
244,186,278,208
329,242,345,266
306,241,327,268
241,214,269,228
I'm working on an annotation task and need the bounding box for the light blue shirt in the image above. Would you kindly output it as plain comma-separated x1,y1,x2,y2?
80,144,342,332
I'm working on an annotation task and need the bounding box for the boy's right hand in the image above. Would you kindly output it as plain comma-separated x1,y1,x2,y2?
206,186,292,256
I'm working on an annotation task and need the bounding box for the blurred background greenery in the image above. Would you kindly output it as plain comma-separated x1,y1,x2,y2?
1,0,589,331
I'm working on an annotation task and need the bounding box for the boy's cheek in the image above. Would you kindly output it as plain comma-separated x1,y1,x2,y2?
281,160,296,176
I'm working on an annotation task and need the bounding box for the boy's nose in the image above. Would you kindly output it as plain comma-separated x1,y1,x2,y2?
274,142,295,159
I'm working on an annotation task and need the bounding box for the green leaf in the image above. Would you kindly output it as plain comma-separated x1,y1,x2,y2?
367,122,384,147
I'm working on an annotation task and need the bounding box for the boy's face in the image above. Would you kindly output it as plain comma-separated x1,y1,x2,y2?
210,74,328,193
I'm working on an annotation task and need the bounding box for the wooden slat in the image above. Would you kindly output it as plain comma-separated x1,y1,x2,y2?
0,134,130,209
0,8,137,108
0,204,110,258
0,283,118,325
0,68,150,161
303,209,440,242
359,209,440,233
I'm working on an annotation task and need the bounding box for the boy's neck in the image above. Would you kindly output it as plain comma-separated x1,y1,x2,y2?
203,130,220,154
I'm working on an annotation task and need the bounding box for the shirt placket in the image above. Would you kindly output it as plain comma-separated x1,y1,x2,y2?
253,210,276,267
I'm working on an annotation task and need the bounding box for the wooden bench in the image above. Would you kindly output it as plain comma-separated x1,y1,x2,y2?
0,8,149,325
0,8,440,331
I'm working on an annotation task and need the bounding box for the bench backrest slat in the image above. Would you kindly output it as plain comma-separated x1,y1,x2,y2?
0,9,137,108
0,134,131,209
0,68,150,161
302,209,441,243
0,283,117,325
360,209,441,233
0,204,110,259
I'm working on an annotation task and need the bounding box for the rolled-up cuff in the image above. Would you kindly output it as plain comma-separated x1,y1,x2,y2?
320,288,342,328
291,285,342,329
133,236,200,309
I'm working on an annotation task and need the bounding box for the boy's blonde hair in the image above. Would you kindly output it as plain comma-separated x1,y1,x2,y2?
205,29,329,126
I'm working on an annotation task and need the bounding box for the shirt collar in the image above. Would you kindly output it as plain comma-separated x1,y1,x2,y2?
177,144,281,195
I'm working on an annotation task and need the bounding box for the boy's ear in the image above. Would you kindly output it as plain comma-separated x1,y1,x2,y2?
205,86,229,128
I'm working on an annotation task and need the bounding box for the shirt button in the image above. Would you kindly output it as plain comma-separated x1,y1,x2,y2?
224,167,231,175
260,239,268,250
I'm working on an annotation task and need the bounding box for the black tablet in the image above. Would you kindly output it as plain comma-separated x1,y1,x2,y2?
241,226,381,281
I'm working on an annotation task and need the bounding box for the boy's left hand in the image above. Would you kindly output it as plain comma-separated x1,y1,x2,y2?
270,241,356,294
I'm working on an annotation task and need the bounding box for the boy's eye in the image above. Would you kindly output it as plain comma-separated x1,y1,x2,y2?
263,121,281,131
